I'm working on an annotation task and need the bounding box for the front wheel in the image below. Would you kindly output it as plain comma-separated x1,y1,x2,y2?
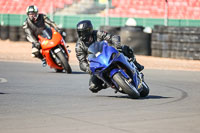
54,69,63,73
140,81,150,97
113,72,140,99
56,51,72,73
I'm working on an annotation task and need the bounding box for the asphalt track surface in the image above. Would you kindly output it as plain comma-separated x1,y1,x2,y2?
0,61,200,133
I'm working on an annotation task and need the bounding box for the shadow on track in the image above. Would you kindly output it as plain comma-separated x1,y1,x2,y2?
141,95,172,99
0,92,8,94
97,95,172,100
71,71,87,74
47,71,86,74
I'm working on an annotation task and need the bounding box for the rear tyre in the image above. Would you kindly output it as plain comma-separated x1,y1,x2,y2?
113,73,140,99
140,81,150,97
56,51,72,73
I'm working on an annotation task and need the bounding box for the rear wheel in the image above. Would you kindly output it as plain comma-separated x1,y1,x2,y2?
56,51,72,73
113,73,140,99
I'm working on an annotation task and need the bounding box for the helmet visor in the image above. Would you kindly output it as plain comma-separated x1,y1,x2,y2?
28,12,37,21
77,30,91,41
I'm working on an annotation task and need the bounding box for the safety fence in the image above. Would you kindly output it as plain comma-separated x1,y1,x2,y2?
1,14,200,28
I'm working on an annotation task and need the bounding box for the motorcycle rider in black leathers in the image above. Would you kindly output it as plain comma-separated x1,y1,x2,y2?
75,20,144,93
23,5,61,66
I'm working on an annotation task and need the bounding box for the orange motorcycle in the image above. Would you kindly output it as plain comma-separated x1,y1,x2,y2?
38,27,72,73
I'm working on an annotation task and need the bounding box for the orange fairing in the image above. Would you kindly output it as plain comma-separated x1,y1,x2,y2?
38,28,65,70
39,28,62,50
43,50,63,69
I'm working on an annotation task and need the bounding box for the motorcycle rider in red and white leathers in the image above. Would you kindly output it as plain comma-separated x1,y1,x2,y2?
75,20,144,93
23,5,61,66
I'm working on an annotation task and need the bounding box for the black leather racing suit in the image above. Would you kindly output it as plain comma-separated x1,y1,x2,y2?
75,30,135,93
22,14,60,59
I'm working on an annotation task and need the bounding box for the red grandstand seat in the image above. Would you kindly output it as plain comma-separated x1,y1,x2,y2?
112,0,118,7
64,0,73,5
54,0,65,8
0,6,8,14
0,0,7,6
0,0,74,14
117,0,200,19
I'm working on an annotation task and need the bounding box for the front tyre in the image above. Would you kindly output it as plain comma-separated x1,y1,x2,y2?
54,69,63,73
140,81,150,97
56,51,72,73
113,73,140,99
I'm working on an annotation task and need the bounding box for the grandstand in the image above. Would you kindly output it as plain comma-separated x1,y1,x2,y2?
105,0,200,19
1,0,200,20
1,0,200,25
1,0,200,28
55,0,106,15
0,0,75,14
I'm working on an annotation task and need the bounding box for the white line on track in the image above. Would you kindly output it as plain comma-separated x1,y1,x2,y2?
0,78,7,83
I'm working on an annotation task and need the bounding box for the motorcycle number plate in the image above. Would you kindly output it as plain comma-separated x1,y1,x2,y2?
54,48,61,53
95,52,101,57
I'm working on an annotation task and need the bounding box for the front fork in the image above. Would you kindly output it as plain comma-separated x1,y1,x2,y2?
50,48,61,66
51,45,68,66
109,68,129,92
110,68,143,93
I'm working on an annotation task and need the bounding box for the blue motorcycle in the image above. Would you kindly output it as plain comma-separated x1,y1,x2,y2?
88,41,149,99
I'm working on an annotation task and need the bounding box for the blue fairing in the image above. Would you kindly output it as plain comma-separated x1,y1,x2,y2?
88,41,118,72
88,41,141,88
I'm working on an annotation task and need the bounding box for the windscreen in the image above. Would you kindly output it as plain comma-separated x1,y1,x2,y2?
88,41,104,59
41,27,53,39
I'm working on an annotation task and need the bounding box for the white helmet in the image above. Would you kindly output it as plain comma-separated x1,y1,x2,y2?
26,5,39,21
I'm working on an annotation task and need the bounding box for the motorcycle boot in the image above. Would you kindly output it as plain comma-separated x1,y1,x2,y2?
31,42,47,67
89,83,107,93
89,84,102,93
31,47,47,67
122,45,144,72
32,42,43,59
134,60,144,72
31,47,40,57
42,58,47,67
89,75,106,93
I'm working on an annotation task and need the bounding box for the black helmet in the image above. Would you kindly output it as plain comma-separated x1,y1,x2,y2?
77,20,93,41
26,5,39,21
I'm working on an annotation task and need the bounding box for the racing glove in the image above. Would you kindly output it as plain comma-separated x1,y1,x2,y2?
57,29,67,38
86,65,92,75
32,42,41,49
113,41,123,52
